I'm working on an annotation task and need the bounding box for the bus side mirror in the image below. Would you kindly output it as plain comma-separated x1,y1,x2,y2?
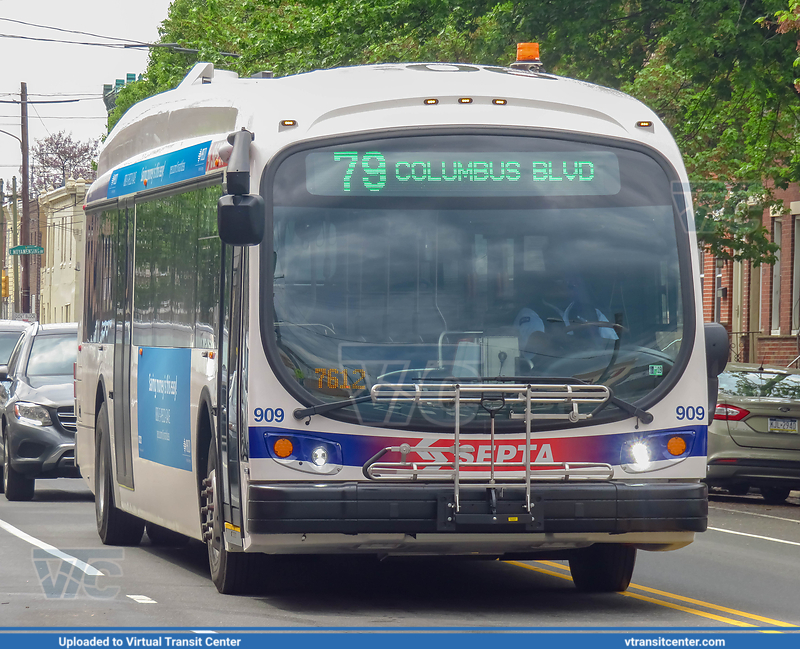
705,323,729,378
218,194,265,245
217,128,265,246
704,322,729,422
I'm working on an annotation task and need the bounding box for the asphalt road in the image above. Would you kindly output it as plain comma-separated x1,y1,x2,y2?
0,480,798,629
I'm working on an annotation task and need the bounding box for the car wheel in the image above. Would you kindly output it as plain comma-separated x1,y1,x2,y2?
0,422,5,494
203,436,255,594
568,544,637,592
95,403,144,545
3,429,35,501
760,486,791,504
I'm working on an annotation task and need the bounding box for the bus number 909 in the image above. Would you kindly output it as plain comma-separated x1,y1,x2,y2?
254,408,285,423
676,405,704,421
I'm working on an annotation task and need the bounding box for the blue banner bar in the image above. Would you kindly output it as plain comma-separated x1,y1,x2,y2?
107,141,212,199
0,631,798,649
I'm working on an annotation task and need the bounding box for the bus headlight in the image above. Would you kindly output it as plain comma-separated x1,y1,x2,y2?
621,431,695,474
629,441,651,470
311,446,328,466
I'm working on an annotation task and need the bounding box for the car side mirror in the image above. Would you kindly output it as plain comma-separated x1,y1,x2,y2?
217,128,265,246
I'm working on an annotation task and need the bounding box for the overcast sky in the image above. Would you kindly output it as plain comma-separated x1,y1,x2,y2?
0,0,172,191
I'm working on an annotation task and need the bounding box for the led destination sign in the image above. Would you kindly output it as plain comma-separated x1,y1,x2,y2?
306,150,621,197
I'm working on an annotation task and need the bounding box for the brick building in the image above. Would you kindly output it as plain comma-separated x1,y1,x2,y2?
703,184,800,367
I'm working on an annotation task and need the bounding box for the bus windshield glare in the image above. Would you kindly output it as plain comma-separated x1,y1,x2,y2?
268,134,688,430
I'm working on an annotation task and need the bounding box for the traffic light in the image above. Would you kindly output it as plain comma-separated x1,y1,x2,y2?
1,271,8,299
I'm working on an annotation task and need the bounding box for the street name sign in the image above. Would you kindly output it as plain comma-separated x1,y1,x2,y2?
9,245,44,255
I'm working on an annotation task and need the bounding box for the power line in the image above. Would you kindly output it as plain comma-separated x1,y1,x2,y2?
0,33,133,48
27,93,105,98
0,116,106,120
0,17,149,45
0,33,240,58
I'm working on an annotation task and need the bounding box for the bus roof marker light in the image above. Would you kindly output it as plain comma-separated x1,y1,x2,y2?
636,120,654,131
459,98,473,104
516,42,540,62
510,42,545,73
424,98,438,105
279,119,298,132
493,99,507,105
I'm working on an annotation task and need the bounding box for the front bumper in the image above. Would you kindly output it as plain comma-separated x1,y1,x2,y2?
248,481,707,536
7,420,80,479
706,459,800,489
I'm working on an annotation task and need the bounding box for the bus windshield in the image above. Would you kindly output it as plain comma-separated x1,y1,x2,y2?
268,134,689,430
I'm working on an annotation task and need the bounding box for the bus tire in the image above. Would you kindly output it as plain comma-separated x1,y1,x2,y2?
203,437,254,594
95,403,144,546
568,544,636,592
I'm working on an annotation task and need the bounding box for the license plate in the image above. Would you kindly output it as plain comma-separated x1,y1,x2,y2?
768,417,798,433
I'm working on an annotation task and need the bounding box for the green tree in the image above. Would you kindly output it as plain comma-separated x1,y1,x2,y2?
107,0,800,265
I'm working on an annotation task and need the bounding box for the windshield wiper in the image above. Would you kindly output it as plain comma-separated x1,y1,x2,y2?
293,395,373,421
592,393,653,424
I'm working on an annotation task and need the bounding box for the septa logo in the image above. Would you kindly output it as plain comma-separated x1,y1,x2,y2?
410,439,554,467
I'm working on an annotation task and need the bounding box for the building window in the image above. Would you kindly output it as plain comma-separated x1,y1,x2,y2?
793,216,800,332
699,248,704,298
772,219,782,334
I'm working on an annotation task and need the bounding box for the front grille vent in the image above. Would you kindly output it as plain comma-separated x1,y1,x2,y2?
57,406,77,433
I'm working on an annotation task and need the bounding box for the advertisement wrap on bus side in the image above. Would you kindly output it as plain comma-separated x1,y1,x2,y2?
137,347,192,471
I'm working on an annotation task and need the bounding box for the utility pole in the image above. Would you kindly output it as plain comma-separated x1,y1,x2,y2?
0,179,5,318
12,176,19,315
20,81,30,315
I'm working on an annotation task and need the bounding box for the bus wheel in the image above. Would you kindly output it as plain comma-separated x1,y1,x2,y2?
568,544,636,592
95,403,144,545
3,429,35,501
202,438,254,594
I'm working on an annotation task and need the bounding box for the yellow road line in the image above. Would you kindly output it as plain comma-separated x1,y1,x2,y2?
505,560,796,629
620,591,756,627
534,559,797,628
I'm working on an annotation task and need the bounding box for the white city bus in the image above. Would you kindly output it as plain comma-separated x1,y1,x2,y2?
76,48,728,594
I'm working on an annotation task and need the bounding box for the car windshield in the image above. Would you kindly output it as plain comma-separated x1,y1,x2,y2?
26,333,77,377
0,331,23,364
719,369,800,400
269,134,689,430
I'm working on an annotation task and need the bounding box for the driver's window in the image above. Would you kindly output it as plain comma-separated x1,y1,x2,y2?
5,334,25,378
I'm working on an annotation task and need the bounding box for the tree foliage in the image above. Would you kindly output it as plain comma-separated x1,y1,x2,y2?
31,131,99,197
107,0,800,265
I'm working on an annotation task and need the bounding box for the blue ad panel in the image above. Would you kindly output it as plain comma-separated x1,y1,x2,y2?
137,347,192,471
107,140,211,198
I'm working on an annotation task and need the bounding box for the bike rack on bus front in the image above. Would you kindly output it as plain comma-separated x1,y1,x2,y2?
362,381,614,527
